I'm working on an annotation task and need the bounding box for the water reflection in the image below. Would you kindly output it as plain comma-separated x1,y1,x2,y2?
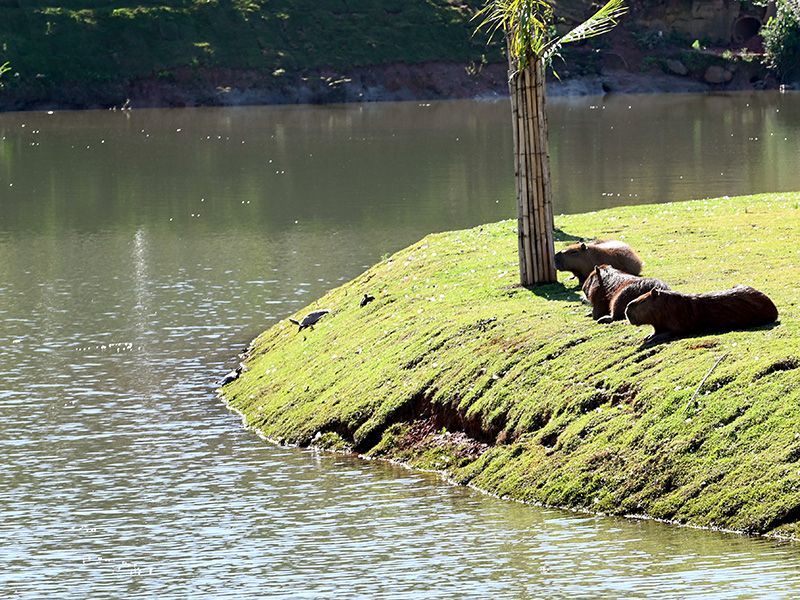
558,93,796,210
1,93,800,597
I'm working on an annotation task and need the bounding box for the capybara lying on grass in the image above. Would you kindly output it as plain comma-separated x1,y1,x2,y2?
625,285,779,344
582,265,670,323
555,240,642,284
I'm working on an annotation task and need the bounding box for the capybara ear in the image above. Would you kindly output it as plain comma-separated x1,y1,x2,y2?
580,242,587,251
593,265,601,277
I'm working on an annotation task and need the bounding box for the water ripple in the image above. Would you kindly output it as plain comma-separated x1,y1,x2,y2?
2,97,800,598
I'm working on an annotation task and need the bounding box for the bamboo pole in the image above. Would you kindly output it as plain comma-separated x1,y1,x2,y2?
528,60,546,281
533,58,556,281
516,75,532,283
509,56,535,284
506,40,524,283
508,71,524,282
519,65,538,282
509,53,556,286
537,59,557,281
509,81,528,278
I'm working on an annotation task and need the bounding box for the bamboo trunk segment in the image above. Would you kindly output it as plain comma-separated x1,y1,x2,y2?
508,56,557,285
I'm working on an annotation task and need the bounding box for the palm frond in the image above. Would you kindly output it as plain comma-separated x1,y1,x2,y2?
543,0,627,60
474,0,555,67
476,0,626,69
789,0,800,21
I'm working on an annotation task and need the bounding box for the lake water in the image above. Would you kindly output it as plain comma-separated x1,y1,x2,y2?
2,92,800,598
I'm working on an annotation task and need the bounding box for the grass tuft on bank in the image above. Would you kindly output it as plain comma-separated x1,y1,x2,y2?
222,193,800,538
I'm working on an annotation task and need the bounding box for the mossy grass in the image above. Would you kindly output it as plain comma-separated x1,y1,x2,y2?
223,192,800,538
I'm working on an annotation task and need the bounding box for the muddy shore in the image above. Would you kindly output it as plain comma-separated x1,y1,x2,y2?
1,60,780,113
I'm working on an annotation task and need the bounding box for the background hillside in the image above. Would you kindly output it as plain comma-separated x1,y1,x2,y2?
0,0,787,110
0,0,496,81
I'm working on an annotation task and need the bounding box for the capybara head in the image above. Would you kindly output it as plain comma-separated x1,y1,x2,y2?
581,264,606,297
556,240,642,284
554,241,588,271
625,288,669,325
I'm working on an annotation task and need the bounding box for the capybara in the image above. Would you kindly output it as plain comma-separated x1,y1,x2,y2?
625,285,779,344
582,265,670,323
555,240,642,284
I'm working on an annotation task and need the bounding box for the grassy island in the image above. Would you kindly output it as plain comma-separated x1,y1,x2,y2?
222,192,800,538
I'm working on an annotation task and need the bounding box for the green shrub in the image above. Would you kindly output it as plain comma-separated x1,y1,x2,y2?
761,0,800,81
0,61,10,87
632,28,666,50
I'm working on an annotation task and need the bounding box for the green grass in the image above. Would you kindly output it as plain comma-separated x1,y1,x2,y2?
222,192,800,538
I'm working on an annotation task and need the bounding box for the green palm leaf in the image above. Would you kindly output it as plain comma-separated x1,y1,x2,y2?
544,0,627,60
474,0,555,68
475,0,627,68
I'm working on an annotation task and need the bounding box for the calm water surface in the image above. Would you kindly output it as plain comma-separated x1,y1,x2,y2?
2,92,800,598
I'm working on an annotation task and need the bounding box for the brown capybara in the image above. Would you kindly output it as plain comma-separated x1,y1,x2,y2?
582,265,670,323
555,240,642,284
625,285,779,344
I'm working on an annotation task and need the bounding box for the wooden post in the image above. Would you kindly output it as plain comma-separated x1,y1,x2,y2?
508,54,557,285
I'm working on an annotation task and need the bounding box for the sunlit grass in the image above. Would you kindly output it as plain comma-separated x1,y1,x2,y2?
223,193,800,538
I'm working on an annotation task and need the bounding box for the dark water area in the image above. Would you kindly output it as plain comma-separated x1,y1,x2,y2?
2,92,800,598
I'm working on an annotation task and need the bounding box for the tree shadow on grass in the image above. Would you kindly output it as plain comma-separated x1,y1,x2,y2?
554,228,585,243
521,281,583,303
505,228,586,303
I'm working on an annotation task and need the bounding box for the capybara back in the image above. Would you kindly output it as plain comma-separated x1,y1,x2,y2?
626,285,778,342
555,240,642,284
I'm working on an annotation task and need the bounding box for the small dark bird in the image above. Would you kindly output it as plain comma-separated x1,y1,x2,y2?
220,365,243,386
476,317,497,331
289,309,330,331
360,293,375,307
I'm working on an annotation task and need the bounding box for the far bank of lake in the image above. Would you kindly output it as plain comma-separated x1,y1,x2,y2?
0,62,775,113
